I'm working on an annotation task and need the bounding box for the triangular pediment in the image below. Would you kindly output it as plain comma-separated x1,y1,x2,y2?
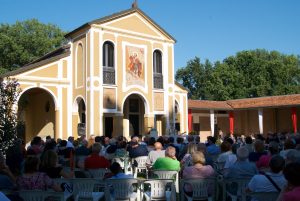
101,13,165,39
66,8,176,42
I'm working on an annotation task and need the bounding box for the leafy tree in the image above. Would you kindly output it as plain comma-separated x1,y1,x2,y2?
0,78,21,153
175,57,213,99
0,19,66,73
176,49,300,100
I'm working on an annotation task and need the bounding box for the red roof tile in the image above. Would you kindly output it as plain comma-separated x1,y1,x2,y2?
188,100,232,110
227,94,300,109
189,94,300,110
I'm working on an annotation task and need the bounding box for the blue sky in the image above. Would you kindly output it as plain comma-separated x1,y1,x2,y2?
1,0,300,72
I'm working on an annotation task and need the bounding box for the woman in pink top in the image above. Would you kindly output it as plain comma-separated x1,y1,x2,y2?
17,156,62,191
276,162,300,201
182,151,215,196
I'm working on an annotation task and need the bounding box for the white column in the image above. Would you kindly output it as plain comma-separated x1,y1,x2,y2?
210,110,215,136
258,109,263,134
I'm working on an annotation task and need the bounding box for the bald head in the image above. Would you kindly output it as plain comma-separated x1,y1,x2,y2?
154,142,162,150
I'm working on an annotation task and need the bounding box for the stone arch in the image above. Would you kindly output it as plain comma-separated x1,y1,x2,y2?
121,91,149,115
17,87,57,144
122,92,149,137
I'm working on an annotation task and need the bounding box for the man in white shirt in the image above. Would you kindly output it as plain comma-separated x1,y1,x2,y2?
247,155,286,193
146,142,165,167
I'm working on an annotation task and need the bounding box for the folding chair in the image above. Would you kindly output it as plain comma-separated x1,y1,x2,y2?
132,156,148,178
152,170,179,193
105,178,139,201
142,179,175,201
180,178,215,201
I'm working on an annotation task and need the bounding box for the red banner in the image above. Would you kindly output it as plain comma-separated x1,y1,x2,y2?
188,109,193,133
229,111,234,134
292,107,297,134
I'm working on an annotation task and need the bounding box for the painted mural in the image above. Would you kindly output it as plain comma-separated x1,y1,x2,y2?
125,45,145,87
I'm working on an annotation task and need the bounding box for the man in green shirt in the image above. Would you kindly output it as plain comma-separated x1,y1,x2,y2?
152,146,180,171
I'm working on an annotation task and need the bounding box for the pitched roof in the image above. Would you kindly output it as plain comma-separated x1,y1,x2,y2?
65,7,176,42
174,81,189,92
227,94,300,109
189,94,300,110
189,100,232,110
1,44,70,78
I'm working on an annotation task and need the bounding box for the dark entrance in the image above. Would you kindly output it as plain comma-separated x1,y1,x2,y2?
105,117,113,138
129,114,139,136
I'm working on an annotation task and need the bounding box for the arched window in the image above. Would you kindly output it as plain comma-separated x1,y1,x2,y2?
103,41,115,84
153,50,163,89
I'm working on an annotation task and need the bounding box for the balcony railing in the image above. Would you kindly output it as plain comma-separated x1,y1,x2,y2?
153,73,163,89
103,67,115,85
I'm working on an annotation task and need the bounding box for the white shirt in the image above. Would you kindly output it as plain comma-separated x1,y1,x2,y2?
248,172,286,192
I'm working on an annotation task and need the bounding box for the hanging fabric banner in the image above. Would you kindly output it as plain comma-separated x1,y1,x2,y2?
229,111,234,134
292,107,297,134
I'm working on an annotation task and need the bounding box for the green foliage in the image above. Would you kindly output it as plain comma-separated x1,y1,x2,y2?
0,19,66,72
176,49,300,100
0,78,21,153
175,57,213,99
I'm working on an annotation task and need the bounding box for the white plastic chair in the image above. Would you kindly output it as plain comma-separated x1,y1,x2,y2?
112,157,132,174
152,170,179,193
105,178,139,201
213,161,225,173
180,178,215,201
72,178,104,201
224,178,251,201
19,190,66,201
88,168,110,179
132,156,148,178
143,179,175,201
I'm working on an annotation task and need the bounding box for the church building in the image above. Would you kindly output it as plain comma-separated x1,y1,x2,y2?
3,5,188,143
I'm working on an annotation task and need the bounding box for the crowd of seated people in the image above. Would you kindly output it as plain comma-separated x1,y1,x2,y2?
1,131,300,201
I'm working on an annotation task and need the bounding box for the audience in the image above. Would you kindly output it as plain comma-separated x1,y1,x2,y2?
40,150,73,178
243,136,254,153
181,143,197,168
146,142,165,167
225,147,258,178
280,139,296,159
84,143,110,169
16,156,62,191
182,151,214,196
256,141,279,171
248,139,267,162
152,146,180,171
75,139,90,156
276,162,300,201
127,141,148,158
247,155,286,193
5,131,300,200
285,149,300,164
109,162,133,179
206,136,221,155
217,141,237,168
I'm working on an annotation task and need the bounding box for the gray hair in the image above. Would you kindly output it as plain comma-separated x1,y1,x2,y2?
237,147,249,161
165,146,176,158
286,150,300,164
92,143,102,153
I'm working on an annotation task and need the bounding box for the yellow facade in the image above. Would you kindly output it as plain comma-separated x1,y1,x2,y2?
7,7,188,142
